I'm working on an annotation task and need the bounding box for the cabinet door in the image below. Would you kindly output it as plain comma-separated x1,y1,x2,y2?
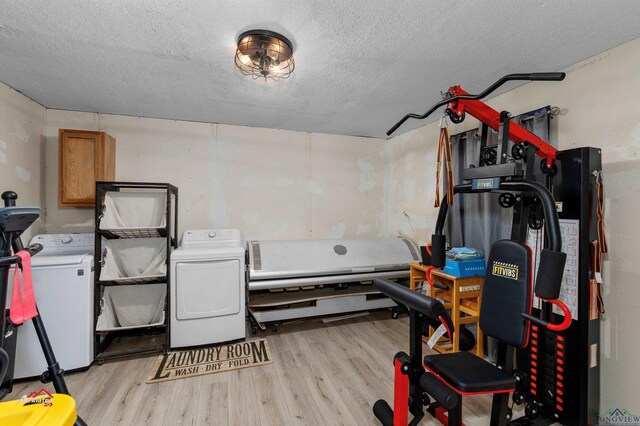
96,132,116,183
58,130,116,207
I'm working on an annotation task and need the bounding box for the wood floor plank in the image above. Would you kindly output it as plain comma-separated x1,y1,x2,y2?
301,363,360,425
320,356,390,424
227,367,263,425
251,368,295,426
3,311,506,425
129,368,179,426
160,375,202,426
195,381,229,425
94,358,150,425
272,358,323,425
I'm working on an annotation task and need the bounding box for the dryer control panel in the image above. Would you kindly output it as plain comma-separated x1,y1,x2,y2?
180,229,242,249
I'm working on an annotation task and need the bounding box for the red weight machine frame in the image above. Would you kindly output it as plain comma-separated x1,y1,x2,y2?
445,86,557,167
387,73,564,167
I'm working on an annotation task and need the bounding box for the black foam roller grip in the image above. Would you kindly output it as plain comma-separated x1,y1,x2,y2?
372,399,394,426
374,278,453,330
535,249,567,300
431,234,446,268
528,72,566,81
419,372,460,411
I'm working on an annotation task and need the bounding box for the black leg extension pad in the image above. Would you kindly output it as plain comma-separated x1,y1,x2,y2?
373,400,394,426
420,372,460,411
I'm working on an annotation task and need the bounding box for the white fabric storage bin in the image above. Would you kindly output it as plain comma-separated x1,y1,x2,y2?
96,284,166,331
100,191,166,230
100,238,166,281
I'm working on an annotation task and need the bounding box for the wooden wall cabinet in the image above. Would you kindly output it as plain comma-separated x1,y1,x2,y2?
58,129,116,207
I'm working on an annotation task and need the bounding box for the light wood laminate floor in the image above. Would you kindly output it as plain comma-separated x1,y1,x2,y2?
6,311,501,425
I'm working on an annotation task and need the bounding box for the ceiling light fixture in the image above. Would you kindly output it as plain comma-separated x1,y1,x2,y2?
235,30,295,81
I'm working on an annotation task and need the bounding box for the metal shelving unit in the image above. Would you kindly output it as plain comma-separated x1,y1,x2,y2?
93,181,178,361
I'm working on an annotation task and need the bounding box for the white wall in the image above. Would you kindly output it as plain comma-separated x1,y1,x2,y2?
44,111,388,242
0,82,46,238
387,38,640,411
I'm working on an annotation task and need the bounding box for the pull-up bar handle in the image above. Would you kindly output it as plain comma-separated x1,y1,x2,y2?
386,72,565,136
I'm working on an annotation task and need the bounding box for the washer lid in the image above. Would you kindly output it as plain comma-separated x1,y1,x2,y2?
29,233,95,256
31,253,93,267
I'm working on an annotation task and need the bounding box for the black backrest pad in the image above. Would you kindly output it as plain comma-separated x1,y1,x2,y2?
480,240,532,348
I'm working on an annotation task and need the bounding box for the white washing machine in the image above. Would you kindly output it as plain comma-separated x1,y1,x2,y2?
7,233,94,379
170,229,245,348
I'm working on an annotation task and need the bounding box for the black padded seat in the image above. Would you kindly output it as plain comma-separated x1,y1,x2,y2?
424,352,516,394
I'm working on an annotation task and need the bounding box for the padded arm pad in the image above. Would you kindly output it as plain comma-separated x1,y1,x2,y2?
374,278,452,331
431,234,447,268
535,249,567,300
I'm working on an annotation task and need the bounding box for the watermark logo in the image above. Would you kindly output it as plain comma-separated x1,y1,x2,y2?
17,388,53,407
598,408,640,425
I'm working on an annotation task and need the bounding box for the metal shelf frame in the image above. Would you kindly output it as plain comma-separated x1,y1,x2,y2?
94,181,178,360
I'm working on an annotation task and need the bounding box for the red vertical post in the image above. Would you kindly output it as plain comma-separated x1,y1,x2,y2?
393,358,409,425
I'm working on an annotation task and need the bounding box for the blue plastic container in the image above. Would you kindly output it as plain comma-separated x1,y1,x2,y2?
442,258,486,277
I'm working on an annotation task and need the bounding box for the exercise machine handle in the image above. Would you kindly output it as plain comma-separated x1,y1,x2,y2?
0,243,43,267
386,72,565,136
522,298,572,332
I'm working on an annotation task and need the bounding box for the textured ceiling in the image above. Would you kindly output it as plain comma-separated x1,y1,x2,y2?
1,1,639,138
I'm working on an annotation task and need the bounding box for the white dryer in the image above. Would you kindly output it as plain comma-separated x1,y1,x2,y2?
170,229,245,348
7,233,94,379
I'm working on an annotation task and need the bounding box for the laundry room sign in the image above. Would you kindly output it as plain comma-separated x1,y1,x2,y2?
147,339,272,384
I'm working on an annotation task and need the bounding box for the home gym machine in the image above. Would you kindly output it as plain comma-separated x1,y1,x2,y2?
374,73,604,425
0,191,86,426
